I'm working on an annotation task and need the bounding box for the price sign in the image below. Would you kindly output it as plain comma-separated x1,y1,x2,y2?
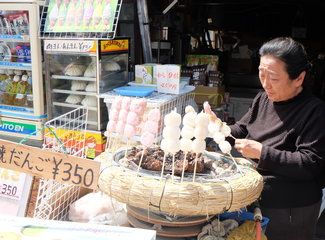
157,64,180,94
0,169,26,200
0,139,100,190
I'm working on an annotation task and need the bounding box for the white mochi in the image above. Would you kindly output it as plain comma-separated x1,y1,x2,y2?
221,123,231,137
219,140,232,154
181,126,194,139
166,139,181,153
195,112,210,126
180,138,193,152
213,131,225,144
191,139,206,153
182,112,197,127
164,111,181,127
163,126,180,139
194,127,209,140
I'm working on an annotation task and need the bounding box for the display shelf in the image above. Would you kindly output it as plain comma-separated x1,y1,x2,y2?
51,75,96,82
0,34,30,42
52,88,97,96
0,62,32,70
53,101,97,111
0,103,34,114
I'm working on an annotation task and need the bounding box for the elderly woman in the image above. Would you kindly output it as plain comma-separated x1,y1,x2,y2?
230,37,325,240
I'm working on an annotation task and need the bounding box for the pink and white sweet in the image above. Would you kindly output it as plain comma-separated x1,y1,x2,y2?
124,124,137,139
140,132,155,148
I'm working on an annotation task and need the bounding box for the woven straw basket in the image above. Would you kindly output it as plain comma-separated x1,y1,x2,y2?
98,150,263,216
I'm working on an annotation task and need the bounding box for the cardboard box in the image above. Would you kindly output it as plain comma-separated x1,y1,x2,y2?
194,85,225,108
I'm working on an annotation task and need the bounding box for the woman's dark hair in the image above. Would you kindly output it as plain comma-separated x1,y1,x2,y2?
259,37,311,80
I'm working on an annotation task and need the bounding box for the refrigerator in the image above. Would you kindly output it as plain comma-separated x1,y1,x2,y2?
0,0,45,141
44,38,130,158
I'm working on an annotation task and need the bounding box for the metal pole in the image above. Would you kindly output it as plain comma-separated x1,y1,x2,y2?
137,0,153,63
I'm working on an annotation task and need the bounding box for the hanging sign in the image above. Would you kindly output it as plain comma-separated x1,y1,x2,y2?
0,139,100,190
44,40,97,53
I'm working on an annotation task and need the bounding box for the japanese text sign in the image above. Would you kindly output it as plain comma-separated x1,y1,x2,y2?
0,139,100,190
156,64,180,94
0,169,26,200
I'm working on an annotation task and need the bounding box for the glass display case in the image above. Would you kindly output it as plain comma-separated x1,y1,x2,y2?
0,1,45,140
44,38,129,131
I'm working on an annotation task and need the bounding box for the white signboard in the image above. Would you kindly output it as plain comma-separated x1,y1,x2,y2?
44,40,96,52
156,64,180,94
0,167,33,217
0,169,26,200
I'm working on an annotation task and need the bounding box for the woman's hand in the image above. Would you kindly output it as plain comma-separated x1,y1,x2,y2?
234,139,263,159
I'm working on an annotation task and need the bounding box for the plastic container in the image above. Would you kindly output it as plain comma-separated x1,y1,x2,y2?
113,86,155,97
219,210,270,232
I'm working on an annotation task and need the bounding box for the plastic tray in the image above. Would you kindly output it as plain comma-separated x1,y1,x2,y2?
113,86,155,97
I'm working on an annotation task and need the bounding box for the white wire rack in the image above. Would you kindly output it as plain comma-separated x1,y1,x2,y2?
33,106,88,221
102,87,195,151
39,0,123,40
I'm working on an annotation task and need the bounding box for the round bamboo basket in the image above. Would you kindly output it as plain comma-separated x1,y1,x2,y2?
98,150,263,216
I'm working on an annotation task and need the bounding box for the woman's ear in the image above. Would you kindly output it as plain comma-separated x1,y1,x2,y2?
295,71,306,87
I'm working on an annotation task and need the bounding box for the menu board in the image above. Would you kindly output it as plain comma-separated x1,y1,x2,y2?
44,0,119,33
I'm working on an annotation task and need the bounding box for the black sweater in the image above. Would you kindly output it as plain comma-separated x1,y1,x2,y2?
230,88,325,208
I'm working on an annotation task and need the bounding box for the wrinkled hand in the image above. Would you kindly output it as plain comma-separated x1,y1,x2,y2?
234,139,262,160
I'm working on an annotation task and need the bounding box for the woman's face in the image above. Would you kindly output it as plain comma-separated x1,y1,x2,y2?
258,55,304,102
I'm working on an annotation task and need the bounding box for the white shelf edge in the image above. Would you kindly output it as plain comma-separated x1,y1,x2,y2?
51,75,96,82
53,101,97,111
52,88,97,96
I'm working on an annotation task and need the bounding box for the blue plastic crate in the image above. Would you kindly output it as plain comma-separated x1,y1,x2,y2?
220,210,269,232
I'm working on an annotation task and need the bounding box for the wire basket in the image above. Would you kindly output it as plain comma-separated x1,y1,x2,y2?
102,88,195,152
33,107,88,220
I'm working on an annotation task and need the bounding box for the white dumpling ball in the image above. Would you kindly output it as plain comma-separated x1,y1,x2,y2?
195,111,210,126
194,126,209,140
163,126,180,139
219,140,232,154
185,105,196,114
181,125,194,139
166,139,181,153
160,139,168,152
221,123,231,137
182,112,197,128
213,131,225,144
191,139,206,153
180,138,193,152
164,110,181,127
208,122,221,135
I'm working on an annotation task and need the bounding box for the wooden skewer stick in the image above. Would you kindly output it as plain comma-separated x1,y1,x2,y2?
181,152,188,183
137,147,146,175
171,153,176,181
229,134,237,140
124,138,129,160
160,152,167,180
192,153,199,182
228,153,244,176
